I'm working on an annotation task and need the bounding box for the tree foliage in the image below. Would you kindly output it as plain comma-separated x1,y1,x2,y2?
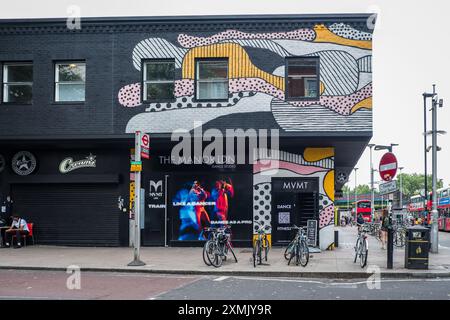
342,174,444,200
397,173,443,199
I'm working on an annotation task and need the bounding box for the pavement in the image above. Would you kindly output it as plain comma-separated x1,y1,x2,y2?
1,227,449,279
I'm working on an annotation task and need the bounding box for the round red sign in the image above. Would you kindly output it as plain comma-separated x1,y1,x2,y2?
141,134,149,147
379,152,398,182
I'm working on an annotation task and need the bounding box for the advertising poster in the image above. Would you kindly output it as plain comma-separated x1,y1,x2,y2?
169,174,252,242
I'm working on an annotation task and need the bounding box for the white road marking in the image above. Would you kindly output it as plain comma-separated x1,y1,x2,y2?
232,276,450,286
213,276,229,282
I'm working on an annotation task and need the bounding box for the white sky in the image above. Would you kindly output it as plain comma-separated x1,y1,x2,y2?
2,0,449,189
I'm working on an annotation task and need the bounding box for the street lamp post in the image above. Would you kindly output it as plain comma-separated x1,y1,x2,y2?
368,144,375,222
354,168,359,211
423,85,446,254
430,93,445,253
423,88,435,218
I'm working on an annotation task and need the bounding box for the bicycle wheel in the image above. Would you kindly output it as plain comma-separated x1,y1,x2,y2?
227,241,238,263
284,241,295,260
394,231,400,247
202,240,213,266
253,240,260,268
299,240,309,267
360,238,368,268
263,237,269,262
294,242,302,266
354,238,361,263
399,230,405,247
287,242,297,266
209,242,223,268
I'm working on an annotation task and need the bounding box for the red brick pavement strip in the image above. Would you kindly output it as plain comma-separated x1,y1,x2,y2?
0,270,202,300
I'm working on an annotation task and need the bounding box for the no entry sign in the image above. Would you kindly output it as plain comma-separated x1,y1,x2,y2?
379,152,398,182
141,134,150,159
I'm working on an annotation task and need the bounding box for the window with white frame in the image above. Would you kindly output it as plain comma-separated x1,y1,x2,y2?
55,62,86,102
2,63,33,103
143,60,175,101
196,59,228,100
286,57,319,99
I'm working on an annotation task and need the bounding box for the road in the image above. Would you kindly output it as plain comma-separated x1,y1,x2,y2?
438,230,450,249
0,270,449,300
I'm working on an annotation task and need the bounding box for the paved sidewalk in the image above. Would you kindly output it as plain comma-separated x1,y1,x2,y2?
1,227,449,278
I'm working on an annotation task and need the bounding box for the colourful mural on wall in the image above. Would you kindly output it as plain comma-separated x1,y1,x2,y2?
118,22,374,133
253,147,335,250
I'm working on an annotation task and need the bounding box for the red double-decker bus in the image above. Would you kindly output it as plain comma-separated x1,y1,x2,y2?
355,200,372,223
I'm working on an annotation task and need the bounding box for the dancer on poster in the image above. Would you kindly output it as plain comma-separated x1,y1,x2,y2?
210,178,234,225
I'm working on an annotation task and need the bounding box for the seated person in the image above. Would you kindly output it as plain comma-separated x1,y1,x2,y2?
4,215,29,248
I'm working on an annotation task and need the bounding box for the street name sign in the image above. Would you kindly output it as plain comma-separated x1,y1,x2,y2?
379,180,398,195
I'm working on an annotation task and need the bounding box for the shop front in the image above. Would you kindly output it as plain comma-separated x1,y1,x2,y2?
0,141,130,246
138,141,335,250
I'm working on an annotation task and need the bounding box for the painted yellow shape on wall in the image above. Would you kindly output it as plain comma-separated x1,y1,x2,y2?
351,97,372,113
324,170,335,201
182,43,285,90
252,233,272,248
320,81,325,95
313,24,372,50
303,147,334,162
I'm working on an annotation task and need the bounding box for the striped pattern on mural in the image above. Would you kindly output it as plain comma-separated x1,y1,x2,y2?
181,43,285,90
271,99,372,132
256,148,334,170
357,56,372,73
307,50,359,96
132,38,187,70
223,39,291,57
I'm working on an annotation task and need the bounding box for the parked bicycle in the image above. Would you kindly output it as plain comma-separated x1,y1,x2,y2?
284,224,309,267
252,221,270,267
393,224,406,248
354,224,369,268
202,225,238,268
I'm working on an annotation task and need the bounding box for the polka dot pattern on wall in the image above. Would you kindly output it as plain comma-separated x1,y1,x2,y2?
177,28,316,48
144,92,251,112
118,83,141,108
290,83,372,116
253,183,271,234
319,204,335,228
328,23,373,41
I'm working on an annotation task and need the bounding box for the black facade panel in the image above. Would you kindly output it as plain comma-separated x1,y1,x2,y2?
11,183,120,246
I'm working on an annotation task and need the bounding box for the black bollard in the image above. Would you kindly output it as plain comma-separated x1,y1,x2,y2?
334,230,339,248
387,227,394,269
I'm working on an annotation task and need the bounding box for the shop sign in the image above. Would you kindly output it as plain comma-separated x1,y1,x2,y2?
272,178,318,193
12,151,37,176
59,154,96,174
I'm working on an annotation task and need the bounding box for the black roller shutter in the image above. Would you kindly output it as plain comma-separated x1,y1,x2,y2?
11,184,120,246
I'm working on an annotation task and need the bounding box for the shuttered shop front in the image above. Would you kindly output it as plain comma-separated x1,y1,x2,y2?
11,184,120,246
